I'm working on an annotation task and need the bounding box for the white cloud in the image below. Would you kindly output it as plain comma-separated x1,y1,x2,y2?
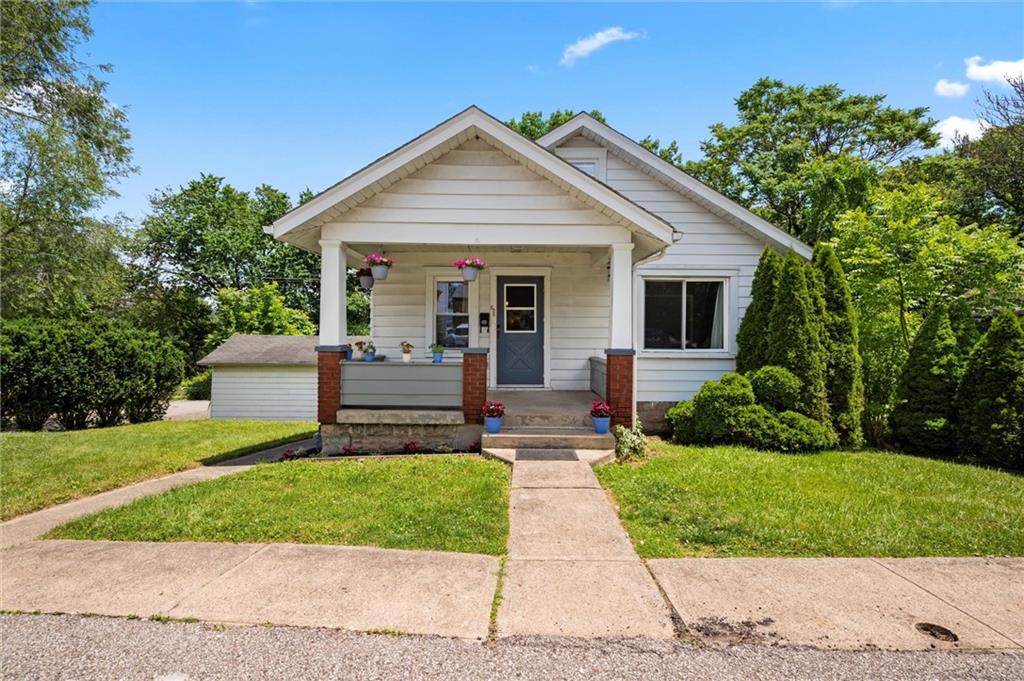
526,64,539,73
934,79,969,97
933,115,987,148
965,56,1024,84
560,26,641,67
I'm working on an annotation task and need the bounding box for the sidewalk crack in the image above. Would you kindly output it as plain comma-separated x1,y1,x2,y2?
869,558,1023,649
163,544,271,615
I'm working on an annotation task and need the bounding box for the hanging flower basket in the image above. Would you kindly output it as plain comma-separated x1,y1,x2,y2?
356,267,375,290
453,257,486,282
364,253,394,281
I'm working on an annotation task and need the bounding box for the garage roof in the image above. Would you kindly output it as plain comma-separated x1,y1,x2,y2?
199,335,317,366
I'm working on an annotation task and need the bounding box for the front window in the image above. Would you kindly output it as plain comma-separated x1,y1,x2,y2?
643,279,725,350
434,280,469,348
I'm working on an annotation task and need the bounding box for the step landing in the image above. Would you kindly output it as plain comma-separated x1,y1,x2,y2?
482,428,615,452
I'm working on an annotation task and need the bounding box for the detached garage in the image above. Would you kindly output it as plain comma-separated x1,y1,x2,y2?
199,335,317,420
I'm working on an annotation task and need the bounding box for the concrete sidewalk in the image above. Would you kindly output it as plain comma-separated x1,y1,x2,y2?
0,540,498,639
498,459,676,639
0,438,312,549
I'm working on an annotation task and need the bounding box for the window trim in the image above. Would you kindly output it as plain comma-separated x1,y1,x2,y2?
556,147,607,182
502,283,538,334
423,270,478,354
638,276,732,355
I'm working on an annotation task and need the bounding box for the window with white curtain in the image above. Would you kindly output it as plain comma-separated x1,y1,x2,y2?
642,279,725,350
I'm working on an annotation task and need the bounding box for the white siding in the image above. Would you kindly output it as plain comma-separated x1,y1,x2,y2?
210,366,316,420
561,144,765,403
369,251,609,391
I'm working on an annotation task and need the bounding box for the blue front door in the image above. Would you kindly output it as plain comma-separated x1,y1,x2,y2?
496,276,544,386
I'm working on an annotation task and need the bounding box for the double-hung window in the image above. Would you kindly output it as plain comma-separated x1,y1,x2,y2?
433,279,469,349
642,279,726,350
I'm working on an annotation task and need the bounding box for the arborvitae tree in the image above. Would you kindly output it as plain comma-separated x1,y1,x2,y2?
955,311,1024,469
737,248,784,374
948,298,981,356
812,243,865,447
890,305,963,455
766,252,830,422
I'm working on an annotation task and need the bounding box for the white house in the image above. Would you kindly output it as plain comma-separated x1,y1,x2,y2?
265,106,810,450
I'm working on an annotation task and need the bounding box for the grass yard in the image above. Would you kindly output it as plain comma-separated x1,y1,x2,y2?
595,442,1024,558
48,456,511,555
0,420,316,520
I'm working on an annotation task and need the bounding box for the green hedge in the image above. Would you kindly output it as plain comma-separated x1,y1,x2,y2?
1,319,184,430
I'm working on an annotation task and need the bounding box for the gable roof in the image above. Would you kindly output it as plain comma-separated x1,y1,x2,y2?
536,113,812,258
199,335,317,366
268,106,675,255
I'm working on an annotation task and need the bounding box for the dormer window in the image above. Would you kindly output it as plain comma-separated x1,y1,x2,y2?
570,160,598,177
556,147,607,182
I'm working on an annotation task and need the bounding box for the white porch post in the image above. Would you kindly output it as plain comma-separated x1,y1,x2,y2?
609,242,634,347
318,239,347,345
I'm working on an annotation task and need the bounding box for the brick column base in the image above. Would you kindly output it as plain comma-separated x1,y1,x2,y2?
605,349,635,429
317,346,347,425
462,348,488,424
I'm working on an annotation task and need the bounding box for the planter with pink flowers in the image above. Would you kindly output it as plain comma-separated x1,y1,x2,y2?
590,401,613,434
453,257,486,282
364,252,394,281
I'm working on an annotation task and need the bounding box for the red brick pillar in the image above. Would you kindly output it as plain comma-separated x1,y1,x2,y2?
605,349,635,428
462,348,488,424
317,346,347,425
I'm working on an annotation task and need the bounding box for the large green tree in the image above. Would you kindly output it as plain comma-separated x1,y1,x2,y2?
205,283,316,351
684,78,939,243
1,0,134,319
505,109,605,140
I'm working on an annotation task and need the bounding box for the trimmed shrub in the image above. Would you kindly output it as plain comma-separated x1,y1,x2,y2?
955,311,1024,469
736,248,784,374
182,370,212,400
775,411,839,451
665,400,695,443
0,318,184,430
747,365,801,412
948,298,981,356
812,243,865,447
890,305,963,455
766,252,829,422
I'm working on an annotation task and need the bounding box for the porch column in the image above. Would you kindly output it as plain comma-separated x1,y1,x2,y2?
607,243,635,428
462,348,488,425
609,242,634,348
317,239,347,425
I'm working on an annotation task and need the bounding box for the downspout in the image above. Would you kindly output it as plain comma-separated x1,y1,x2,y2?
628,229,681,428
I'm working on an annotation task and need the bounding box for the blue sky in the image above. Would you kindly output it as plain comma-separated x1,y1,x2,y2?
87,1,1023,221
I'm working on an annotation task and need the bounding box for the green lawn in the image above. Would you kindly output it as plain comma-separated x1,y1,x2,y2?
48,456,511,555
595,442,1024,558
0,420,316,520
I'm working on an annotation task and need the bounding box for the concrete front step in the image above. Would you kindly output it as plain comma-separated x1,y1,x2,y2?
502,412,591,429
482,429,615,451
483,448,615,466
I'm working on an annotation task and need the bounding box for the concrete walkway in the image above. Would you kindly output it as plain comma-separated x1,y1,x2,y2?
0,438,312,549
497,459,676,639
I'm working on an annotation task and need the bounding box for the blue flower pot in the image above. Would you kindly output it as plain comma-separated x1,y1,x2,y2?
432,352,444,364
345,348,353,361
484,416,502,434
363,352,375,363
592,416,611,434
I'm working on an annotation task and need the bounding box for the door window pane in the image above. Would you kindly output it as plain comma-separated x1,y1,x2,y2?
504,284,537,333
505,285,535,309
686,281,724,349
644,281,683,349
435,281,468,348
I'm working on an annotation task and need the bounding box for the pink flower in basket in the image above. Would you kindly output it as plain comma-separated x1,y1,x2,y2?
364,252,394,267
453,257,486,270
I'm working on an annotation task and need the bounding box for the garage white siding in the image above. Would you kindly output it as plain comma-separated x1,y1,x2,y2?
210,365,317,420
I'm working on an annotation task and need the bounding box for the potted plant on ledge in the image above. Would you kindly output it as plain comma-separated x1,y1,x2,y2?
364,252,394,281
352,341,365,361
453,257,486,282
362,341,376,362
400,341,414,364
430,343,445,363
482,401,505,434
590,401,613,434
356,267,375,290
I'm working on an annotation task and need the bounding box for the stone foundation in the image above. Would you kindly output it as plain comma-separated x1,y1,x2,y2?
321,422,484,454
637,401,676,436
